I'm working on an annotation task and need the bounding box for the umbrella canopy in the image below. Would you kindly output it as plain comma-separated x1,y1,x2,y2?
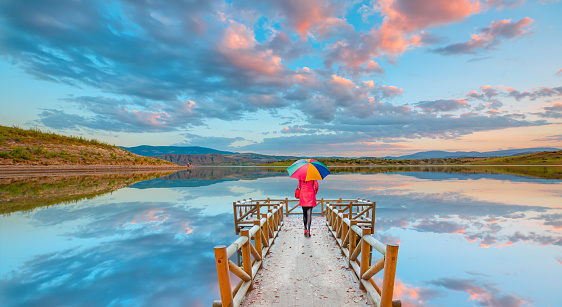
286,159,330,181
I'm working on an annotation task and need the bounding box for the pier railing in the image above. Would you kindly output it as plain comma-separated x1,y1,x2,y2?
219,197,400,307
326,201,401,307
233,198,375,234
233,198,287,234
213,202,284,307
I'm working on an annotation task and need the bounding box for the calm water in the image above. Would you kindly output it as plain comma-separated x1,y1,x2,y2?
1,167,561,306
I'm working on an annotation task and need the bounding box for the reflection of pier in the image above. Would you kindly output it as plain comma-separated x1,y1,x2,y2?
214,199,401,307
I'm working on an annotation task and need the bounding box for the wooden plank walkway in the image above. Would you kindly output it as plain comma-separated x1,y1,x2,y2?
241,216,373,306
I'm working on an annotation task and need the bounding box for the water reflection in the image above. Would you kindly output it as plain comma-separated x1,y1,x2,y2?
0,172,176,215
0,166,560,306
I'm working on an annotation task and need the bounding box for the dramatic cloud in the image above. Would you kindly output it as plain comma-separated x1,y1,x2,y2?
0,0,558,154
433,17,533,55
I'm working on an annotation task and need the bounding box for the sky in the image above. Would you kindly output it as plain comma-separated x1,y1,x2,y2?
0,0,561,157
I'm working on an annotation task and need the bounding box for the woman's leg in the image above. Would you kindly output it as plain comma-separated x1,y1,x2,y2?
306,207,312,232
302,207,308,230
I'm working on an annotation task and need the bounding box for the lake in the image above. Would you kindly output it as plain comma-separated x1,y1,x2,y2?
1,166,561,306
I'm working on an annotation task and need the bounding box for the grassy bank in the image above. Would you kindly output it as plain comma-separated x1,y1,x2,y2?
261,165,562,179
261,151,562,167
0,126,177,166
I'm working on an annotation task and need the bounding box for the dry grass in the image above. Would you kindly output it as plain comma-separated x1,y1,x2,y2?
0,125,175,166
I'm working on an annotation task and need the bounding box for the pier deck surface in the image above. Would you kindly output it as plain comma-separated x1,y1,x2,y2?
241,216,372,306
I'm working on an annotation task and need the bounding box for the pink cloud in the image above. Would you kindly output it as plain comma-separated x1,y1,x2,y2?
380,85,404,98
366,60,384,73
222,20,255,49
219,20,286,77
433,17,533,55
375,0,481,54
275,0,347,39
331,74,355,86
323,0,481,73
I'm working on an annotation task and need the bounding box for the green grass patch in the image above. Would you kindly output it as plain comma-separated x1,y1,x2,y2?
0,147,34,160
0,125,112,148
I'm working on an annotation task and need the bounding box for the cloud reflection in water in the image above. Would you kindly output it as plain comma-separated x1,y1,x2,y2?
0,167,560,306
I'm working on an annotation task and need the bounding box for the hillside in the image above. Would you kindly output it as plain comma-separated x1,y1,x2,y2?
122,145,236,156
380,147,560,159
0,126,180,166
469,150,562,165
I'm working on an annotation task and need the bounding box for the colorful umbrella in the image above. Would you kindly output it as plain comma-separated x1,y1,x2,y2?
286,159,330,181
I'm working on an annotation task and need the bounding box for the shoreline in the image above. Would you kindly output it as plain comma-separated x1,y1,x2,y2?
260,164,562,167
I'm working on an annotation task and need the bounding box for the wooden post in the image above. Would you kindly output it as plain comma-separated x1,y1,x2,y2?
273,207,278,230
285,198,289,217
274,208,278,231
359,228,371,290
256,202,260,223
240,229,252,287
348,220,358,267
233,202,239,235
371,202,376,232
381,244,399,307
342,217,348,245
268,209,274,237
214,245,234,307
253,220,262,268
262,214,269,244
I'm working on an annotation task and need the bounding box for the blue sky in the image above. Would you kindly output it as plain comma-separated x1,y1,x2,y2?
0,0,561,156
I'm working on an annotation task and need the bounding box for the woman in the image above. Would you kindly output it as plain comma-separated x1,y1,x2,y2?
298,178,319,237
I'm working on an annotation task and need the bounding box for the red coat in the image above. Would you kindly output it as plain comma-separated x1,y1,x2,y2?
298,179,319,207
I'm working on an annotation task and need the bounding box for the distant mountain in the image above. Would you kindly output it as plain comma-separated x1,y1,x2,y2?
154,153,296,166
121,145,236,157
381,147,561,159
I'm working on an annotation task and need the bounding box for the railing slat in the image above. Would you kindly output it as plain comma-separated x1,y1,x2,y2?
363,235,386,256
362,257,385,280
226,236,249,258
228,260,251,282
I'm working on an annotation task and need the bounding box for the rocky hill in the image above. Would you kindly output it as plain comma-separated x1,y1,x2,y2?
121,145,236,156
154,153,295,166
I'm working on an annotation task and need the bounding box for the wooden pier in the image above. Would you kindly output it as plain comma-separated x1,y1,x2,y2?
213,198,401,307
